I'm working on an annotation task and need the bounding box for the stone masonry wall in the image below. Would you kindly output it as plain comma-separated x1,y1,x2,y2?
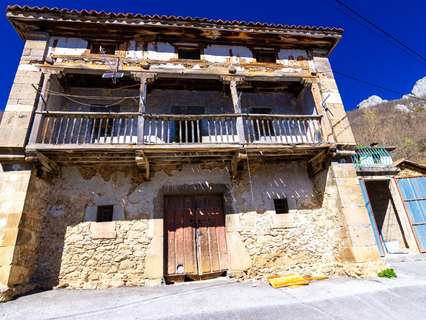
59,221,150,289
30,161,383,289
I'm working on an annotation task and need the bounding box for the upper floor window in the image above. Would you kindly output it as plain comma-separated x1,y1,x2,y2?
177,47,201,60
254,49,277,63
90,42,117,55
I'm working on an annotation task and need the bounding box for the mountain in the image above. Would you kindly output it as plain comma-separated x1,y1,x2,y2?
348,77,426,162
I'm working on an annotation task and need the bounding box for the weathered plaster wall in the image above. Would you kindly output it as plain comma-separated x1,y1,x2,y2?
31,161,384,290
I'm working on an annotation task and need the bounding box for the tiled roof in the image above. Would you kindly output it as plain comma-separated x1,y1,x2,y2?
6,5,343,34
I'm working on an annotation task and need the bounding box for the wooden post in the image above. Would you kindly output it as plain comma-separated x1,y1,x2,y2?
135,73,156,145
28,72,50,145
229,80,246,144
138,76,147,145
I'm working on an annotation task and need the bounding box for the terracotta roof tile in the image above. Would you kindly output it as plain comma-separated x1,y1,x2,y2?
6,5,343,34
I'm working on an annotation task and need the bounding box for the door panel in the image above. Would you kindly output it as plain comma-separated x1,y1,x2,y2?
396,177,426,252
165,196,197,276
194,195,228,275
164,194,227,278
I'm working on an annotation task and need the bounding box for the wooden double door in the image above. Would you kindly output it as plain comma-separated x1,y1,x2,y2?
164,194,228,280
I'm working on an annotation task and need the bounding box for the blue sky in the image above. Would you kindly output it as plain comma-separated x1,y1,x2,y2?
1,0,426,111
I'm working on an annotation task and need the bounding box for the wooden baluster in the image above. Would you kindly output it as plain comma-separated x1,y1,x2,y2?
130,117,135,143
90,117,96,144
160,119,164,143
97,118,103,144
252,119,257,143
306,120,313,143
180,119,183,143
224,118,229,143
69,117,76,144
110,117,115,144
49,118,56,144
206,119,210,143
272,119,278,144
41,117,49,144
197,118,201,144
83,117,89,144
154,118,158,144
122,117,125,144
76,116,83,144
213,119,218,143
117,117,123,144
56,117,64,145
302,119,309,143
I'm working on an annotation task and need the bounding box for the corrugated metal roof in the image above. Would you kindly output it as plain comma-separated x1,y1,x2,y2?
6,5,343,34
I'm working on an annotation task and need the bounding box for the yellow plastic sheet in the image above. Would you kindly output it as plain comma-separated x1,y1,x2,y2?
267,274,328,288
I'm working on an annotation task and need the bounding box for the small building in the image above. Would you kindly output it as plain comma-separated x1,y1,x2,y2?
0,5,385,300
354,147,426,256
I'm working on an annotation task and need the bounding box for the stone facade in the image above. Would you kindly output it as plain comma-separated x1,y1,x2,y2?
22,161,383,290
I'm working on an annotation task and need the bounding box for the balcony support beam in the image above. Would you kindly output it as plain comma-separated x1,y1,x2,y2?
133,72,157,145
229,79,246,144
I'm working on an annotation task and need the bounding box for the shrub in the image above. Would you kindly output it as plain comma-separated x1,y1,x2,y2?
378,268,397,278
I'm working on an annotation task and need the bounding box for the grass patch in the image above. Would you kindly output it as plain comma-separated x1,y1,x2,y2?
378,268,397,278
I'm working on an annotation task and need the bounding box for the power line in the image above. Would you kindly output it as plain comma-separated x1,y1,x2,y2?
331,0,426,65
334,70,426,104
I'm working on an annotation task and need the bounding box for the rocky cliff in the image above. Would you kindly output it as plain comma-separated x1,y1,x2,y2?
348,76,426,162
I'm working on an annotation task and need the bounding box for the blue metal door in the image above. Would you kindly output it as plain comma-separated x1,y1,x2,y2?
396,177,426,252
359,180,386,256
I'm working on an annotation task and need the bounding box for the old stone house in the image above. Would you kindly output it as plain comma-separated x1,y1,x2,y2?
0,5,386,300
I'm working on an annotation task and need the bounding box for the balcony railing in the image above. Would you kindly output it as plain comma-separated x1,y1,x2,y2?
352,146,393,170
32,111,323,146
36,111,139,145
243,114,322,144
144,114,239,144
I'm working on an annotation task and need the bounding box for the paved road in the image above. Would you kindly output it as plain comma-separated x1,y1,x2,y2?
1,259,426,320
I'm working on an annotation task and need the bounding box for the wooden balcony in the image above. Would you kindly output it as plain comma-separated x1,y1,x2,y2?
31,111,323,146
26,111,330,171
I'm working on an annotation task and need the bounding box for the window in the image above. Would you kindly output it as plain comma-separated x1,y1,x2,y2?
274,198,289,214
90,42,117,55
254,50,277,63
96,205,114,222
177,47,201,60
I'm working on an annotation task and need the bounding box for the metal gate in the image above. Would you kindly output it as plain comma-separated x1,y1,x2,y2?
164,194,228,279
396,176,426,252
